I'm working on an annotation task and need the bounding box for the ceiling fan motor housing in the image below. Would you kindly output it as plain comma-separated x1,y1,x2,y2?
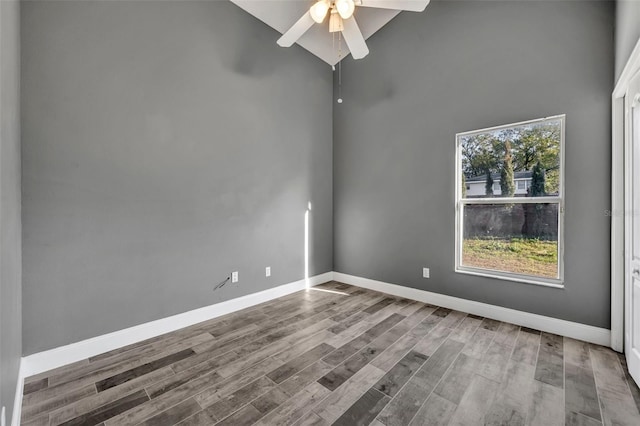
329,10,345,33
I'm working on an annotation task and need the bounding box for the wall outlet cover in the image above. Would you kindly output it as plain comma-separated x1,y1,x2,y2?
231,271,239,283
423,268,430,278
266,266,271,277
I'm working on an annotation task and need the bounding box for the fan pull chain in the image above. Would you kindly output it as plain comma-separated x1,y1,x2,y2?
330,26,344,104
337,32,343,104
331,30,338,65
338,61,342,104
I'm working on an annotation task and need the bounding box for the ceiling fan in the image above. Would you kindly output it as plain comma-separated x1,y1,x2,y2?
277,0,430,60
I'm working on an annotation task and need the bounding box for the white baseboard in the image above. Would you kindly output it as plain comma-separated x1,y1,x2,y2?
21,272,333,378
334,272,611,346
11,359,26,426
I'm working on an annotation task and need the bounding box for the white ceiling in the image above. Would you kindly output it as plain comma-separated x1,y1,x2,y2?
230,0,406,65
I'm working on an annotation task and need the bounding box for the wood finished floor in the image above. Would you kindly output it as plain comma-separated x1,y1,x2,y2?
21,281,640,426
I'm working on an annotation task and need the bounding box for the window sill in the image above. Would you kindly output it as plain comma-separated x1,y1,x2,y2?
455,267,564,289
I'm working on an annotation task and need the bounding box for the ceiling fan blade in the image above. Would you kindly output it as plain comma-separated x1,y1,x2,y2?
356,0,430,12
342,17,369,60
277,11,316,47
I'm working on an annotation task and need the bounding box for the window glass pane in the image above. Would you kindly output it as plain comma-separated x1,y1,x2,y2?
460,119,562,198
461,203,559,279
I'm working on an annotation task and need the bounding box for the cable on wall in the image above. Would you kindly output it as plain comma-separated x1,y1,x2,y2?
213,277,230,291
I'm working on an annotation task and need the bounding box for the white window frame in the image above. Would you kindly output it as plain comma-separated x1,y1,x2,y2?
455,115,566,288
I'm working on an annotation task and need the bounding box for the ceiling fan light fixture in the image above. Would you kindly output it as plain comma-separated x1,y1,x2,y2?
335,0,355,19
310,0,330,23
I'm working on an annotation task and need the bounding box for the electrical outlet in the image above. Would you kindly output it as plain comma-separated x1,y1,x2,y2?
265,266,271,277
231,271,239,283
423,267,430,278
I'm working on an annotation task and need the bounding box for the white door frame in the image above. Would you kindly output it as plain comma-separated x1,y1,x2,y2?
612,38,640,352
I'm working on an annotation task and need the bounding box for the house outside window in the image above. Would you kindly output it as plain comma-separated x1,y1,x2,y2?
467,171,533,197
455,115,565,287
517,179,527,191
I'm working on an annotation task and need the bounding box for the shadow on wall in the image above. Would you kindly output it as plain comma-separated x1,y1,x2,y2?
209,1,279,77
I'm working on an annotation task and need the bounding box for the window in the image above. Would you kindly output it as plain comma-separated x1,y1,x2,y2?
455,115,564,287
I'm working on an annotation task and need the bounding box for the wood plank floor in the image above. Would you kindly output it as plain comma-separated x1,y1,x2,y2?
21,281,640,426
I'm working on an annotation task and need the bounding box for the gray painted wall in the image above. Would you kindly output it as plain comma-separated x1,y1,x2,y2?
615,0,640,80
0,0,21,420
334,0,614,328
22,0,333,354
